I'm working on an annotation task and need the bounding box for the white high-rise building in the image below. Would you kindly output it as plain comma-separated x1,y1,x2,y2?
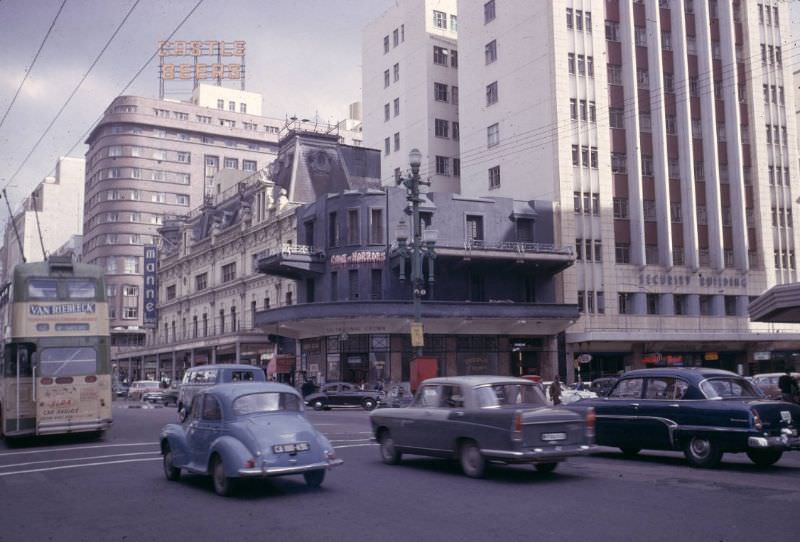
1,156,85,281
456,0,800,376
362,0,461,192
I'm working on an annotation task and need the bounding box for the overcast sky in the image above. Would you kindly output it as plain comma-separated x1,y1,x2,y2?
0,0,798,215
0,0,394,210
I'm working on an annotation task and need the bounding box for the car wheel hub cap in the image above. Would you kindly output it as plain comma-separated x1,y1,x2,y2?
691,439,709,457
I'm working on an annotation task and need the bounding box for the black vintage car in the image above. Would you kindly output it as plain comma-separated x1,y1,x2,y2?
305,382,385,411
579,368,800,468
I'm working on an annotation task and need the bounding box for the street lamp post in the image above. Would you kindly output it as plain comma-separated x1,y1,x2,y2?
395,149,437,357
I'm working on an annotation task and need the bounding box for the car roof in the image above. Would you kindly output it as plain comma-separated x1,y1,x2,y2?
753,372,800,378
621,367,739,381
202,382,300,400
187,364,262,371
422,375,534,387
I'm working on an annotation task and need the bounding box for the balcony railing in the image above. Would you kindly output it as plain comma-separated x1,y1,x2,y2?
437,238,574,256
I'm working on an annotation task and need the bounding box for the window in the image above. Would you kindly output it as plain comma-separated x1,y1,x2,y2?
393,63,399,82
384,103,390,121
487,123,499,147
328,212,339,247
670,202,682,223
348,269,359,300
435,118,449,138
485,40,497,64
370,269,383,300
394,132,400,151
216,99,224,109
452,122,460,140
466,215,484,241
384,35,389,53
452,86,459,105
384,69,390,87
635,27,647,46
369,208,383,244
566,7,573,28
393,98,400,116
384,137,390,155
228,101,235,112
433,10,447,29
434,82,449,102
243,160,257,172
609,108,624,128
347,209,360,244
570,98,577,120
433,46,448,66
607,64,622,85
176,194,189,206
222,262,236,283
488,166,500,189
611,153,627,173
435,156,450,175
195,273,207,291
606,21,619,41
568,53,575,74
393,28,399,47
224,157,238,169
450,50,458,67
613,197,629,219
486,81,498,105
484,0,495,23
615,243,630,264
646,294,659,315
453,158,460,177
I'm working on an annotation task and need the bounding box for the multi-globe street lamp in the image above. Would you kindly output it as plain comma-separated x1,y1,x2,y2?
394,148,437,357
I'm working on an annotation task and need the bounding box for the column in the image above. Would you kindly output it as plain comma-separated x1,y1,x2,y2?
171,350,176,384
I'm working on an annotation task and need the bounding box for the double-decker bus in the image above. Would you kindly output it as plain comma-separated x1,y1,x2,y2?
0,256,112,438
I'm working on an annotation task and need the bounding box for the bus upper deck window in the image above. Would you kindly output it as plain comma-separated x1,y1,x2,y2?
28,279,58,299
66,280,96,299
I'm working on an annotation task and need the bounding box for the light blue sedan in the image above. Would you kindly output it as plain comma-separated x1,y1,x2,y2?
160,382,343,496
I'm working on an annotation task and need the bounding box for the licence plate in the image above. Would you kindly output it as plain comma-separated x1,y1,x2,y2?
541,432,567,442
273,442,310,454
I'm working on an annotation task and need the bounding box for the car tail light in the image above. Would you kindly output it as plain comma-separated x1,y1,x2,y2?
244,458,256,468
751,408,763,431
511,411,523,442
40,377,53,385
85,376,97,383
585,407,596,440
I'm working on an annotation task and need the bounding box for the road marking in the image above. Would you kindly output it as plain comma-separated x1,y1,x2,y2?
333,443,377,449
0,457,161,477
0,451,159,470
0,442,158,458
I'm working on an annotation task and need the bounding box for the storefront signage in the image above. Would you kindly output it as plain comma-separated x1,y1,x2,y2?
143,245,158,327
704,352,719,361
753,351,771,361
158,40,245,81
638,272,747,289
330,250,386,267
410,323,424,347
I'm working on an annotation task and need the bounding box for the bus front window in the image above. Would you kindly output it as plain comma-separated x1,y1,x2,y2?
66,279,96,299
27,279,58,299
40,347,97,377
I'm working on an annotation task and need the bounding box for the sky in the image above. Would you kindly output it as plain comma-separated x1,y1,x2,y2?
0,0,394,211
0,0,799,216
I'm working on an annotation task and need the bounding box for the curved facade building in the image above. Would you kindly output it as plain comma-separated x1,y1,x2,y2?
84,92,283,354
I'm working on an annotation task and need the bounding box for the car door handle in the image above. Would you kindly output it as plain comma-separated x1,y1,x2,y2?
453,411,464,417
630,403,639,408
668,403,680,408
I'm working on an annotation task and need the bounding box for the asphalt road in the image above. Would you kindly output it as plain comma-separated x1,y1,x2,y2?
1,401,799,542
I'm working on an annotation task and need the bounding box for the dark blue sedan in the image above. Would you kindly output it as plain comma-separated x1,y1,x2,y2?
579,368,800,468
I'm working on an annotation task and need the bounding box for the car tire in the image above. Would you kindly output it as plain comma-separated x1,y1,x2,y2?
163,447,181,481
303,469,326,488
459,440,486,478
619,447,641,457
534,462,558,474
746,449,783,467
362,398,376,411
684,436,723,468
379,430,402,465
312,400,326,411
211,455,235,497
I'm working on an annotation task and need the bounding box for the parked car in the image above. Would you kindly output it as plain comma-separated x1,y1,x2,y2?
128,380,161,400
589,377,619,397
542,381,597,404
178,364,266,421
579,367,800,468
751,372,800,400
160,382,343,496
305,382,385,411
113,383,130,398
143,387,179,406
370,376,596,478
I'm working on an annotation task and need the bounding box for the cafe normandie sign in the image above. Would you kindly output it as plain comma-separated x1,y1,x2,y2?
638,272,748,289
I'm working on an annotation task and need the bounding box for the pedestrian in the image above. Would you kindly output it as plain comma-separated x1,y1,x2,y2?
549,376,562,406
301,379,315,398
778,369,799,404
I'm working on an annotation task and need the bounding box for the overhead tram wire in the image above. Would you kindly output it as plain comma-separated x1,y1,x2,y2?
2,0,142,192
45,0,206,178
0,0,68,132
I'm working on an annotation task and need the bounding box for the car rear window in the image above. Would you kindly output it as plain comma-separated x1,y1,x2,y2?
475,383,546,408
700,377,760,399
232,392,301,415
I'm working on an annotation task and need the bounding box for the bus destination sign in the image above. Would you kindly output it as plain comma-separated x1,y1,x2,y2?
29,303,96,316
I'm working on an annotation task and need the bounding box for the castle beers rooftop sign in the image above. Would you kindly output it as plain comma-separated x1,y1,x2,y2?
159,40,245,81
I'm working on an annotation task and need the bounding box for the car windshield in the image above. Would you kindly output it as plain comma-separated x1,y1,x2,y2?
232,392,301,415
700,377,760,399
475,383,547,408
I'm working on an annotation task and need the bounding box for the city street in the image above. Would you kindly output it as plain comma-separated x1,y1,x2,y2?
1,402,799,542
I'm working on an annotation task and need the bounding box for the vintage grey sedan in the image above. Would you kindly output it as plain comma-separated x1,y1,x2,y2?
370,376,596,478
160,383,343,496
